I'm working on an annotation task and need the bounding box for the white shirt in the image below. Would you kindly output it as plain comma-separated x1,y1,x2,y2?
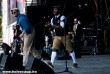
73,24,78,32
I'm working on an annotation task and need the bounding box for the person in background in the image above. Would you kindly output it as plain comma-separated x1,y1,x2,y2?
44,19,53,48
13,25,23,53
72,18,83,58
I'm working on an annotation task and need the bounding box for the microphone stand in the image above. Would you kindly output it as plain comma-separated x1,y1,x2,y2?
56,20,73,74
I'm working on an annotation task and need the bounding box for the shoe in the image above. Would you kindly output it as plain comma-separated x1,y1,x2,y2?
20,65,26,70
18,52,24,55
45,61,54,69
73,63,78,68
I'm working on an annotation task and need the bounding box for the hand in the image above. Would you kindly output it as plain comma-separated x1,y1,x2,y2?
68,32,74,39
68,32,73,35
19,33,24,38
45,25,48,27
54,25,62,29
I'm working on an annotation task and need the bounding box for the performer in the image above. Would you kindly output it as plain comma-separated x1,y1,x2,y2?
46,6,78,68
13,25,23,53
11,8,41,67
44,19,53,48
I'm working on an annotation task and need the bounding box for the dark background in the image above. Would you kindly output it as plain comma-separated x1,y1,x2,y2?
26,0,110,53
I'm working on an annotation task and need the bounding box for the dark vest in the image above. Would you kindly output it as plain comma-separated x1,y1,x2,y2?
52,15,68,36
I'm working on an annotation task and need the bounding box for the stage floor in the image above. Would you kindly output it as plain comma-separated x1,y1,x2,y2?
52,54,110,74
0,54,110,74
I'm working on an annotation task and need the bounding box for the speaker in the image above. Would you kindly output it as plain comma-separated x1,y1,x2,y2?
0,54,12,70
0,53,23,70
25,55,55,74
11,53,23,70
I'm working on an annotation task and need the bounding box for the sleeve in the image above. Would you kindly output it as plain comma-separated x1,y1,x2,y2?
60,16,66,28
51,18,54,26
19,16,29,34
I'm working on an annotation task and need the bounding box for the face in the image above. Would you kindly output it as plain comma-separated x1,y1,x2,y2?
16,25,20,29
74,18,78,24
12,10,19,17
53,8,59,15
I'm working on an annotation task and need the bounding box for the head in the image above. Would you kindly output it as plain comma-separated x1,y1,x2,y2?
53,6,61,15
16,25,20,30
11,8,20,17
74,18,78,24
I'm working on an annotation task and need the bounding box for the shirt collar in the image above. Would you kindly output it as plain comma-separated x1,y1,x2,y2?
55,14,60,18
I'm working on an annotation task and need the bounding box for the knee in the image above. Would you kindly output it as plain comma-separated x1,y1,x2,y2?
52,49,58,52
68,50,74,53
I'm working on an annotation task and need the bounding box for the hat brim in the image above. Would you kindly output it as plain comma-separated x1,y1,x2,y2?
11,8,19,12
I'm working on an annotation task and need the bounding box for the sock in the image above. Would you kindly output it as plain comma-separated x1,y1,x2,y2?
70,51,76,63
51,51,57,65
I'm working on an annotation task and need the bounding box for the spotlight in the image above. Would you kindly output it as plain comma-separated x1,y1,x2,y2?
78,5,82,8
85,3,88,6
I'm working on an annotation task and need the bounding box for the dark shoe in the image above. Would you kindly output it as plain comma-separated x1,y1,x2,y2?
45,61,54,69
19,65,26,70
73,63,78,68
